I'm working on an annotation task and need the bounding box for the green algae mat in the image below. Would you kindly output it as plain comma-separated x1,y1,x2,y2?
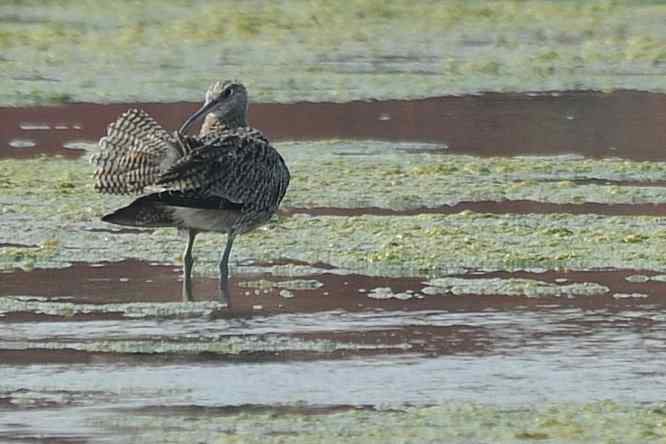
2,0,666,105
4,142,666,274
100,402,666,444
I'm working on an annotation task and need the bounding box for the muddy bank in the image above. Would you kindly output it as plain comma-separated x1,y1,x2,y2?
2,91,666,161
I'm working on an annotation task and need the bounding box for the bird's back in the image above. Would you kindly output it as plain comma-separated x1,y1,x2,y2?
157,126,290,232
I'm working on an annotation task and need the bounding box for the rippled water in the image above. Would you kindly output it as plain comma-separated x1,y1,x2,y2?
1,305,665,442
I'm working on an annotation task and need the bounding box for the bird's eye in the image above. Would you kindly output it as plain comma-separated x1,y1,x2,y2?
223,88,233,98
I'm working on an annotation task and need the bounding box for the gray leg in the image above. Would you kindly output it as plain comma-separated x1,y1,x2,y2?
182,230,197,302
218,233,236,306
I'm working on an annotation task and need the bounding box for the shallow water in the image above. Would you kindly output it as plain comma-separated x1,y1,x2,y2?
3,90,666,160
1,286,665,442
2,93,666,443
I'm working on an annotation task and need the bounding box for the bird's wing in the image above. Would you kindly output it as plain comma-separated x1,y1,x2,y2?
92,109,184,194
156,128,280,207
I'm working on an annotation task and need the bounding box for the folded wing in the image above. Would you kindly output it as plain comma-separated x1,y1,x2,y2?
156,128,290,213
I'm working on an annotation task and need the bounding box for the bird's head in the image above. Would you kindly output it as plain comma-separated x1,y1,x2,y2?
179,80,248,134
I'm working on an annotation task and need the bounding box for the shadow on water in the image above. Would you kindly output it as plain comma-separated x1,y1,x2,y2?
2,90,666,160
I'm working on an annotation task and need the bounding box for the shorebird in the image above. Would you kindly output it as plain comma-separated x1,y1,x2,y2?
91,81,290,305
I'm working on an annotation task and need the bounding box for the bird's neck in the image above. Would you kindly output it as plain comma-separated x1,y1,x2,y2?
200,112,247,136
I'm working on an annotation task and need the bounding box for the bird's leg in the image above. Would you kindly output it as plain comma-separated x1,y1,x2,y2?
218,233,236,307
182,230,197,302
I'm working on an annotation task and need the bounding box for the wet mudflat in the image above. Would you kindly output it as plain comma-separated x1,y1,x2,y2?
3,93,666,443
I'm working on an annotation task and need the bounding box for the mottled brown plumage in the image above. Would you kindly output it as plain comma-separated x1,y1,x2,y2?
92,81,290,305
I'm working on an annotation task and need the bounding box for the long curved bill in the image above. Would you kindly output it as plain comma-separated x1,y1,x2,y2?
179,100,219,134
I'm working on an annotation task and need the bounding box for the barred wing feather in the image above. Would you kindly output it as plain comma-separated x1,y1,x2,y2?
92,109,192,194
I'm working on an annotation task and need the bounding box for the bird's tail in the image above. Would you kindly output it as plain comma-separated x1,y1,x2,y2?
101,194,174,227
91,109,183,194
